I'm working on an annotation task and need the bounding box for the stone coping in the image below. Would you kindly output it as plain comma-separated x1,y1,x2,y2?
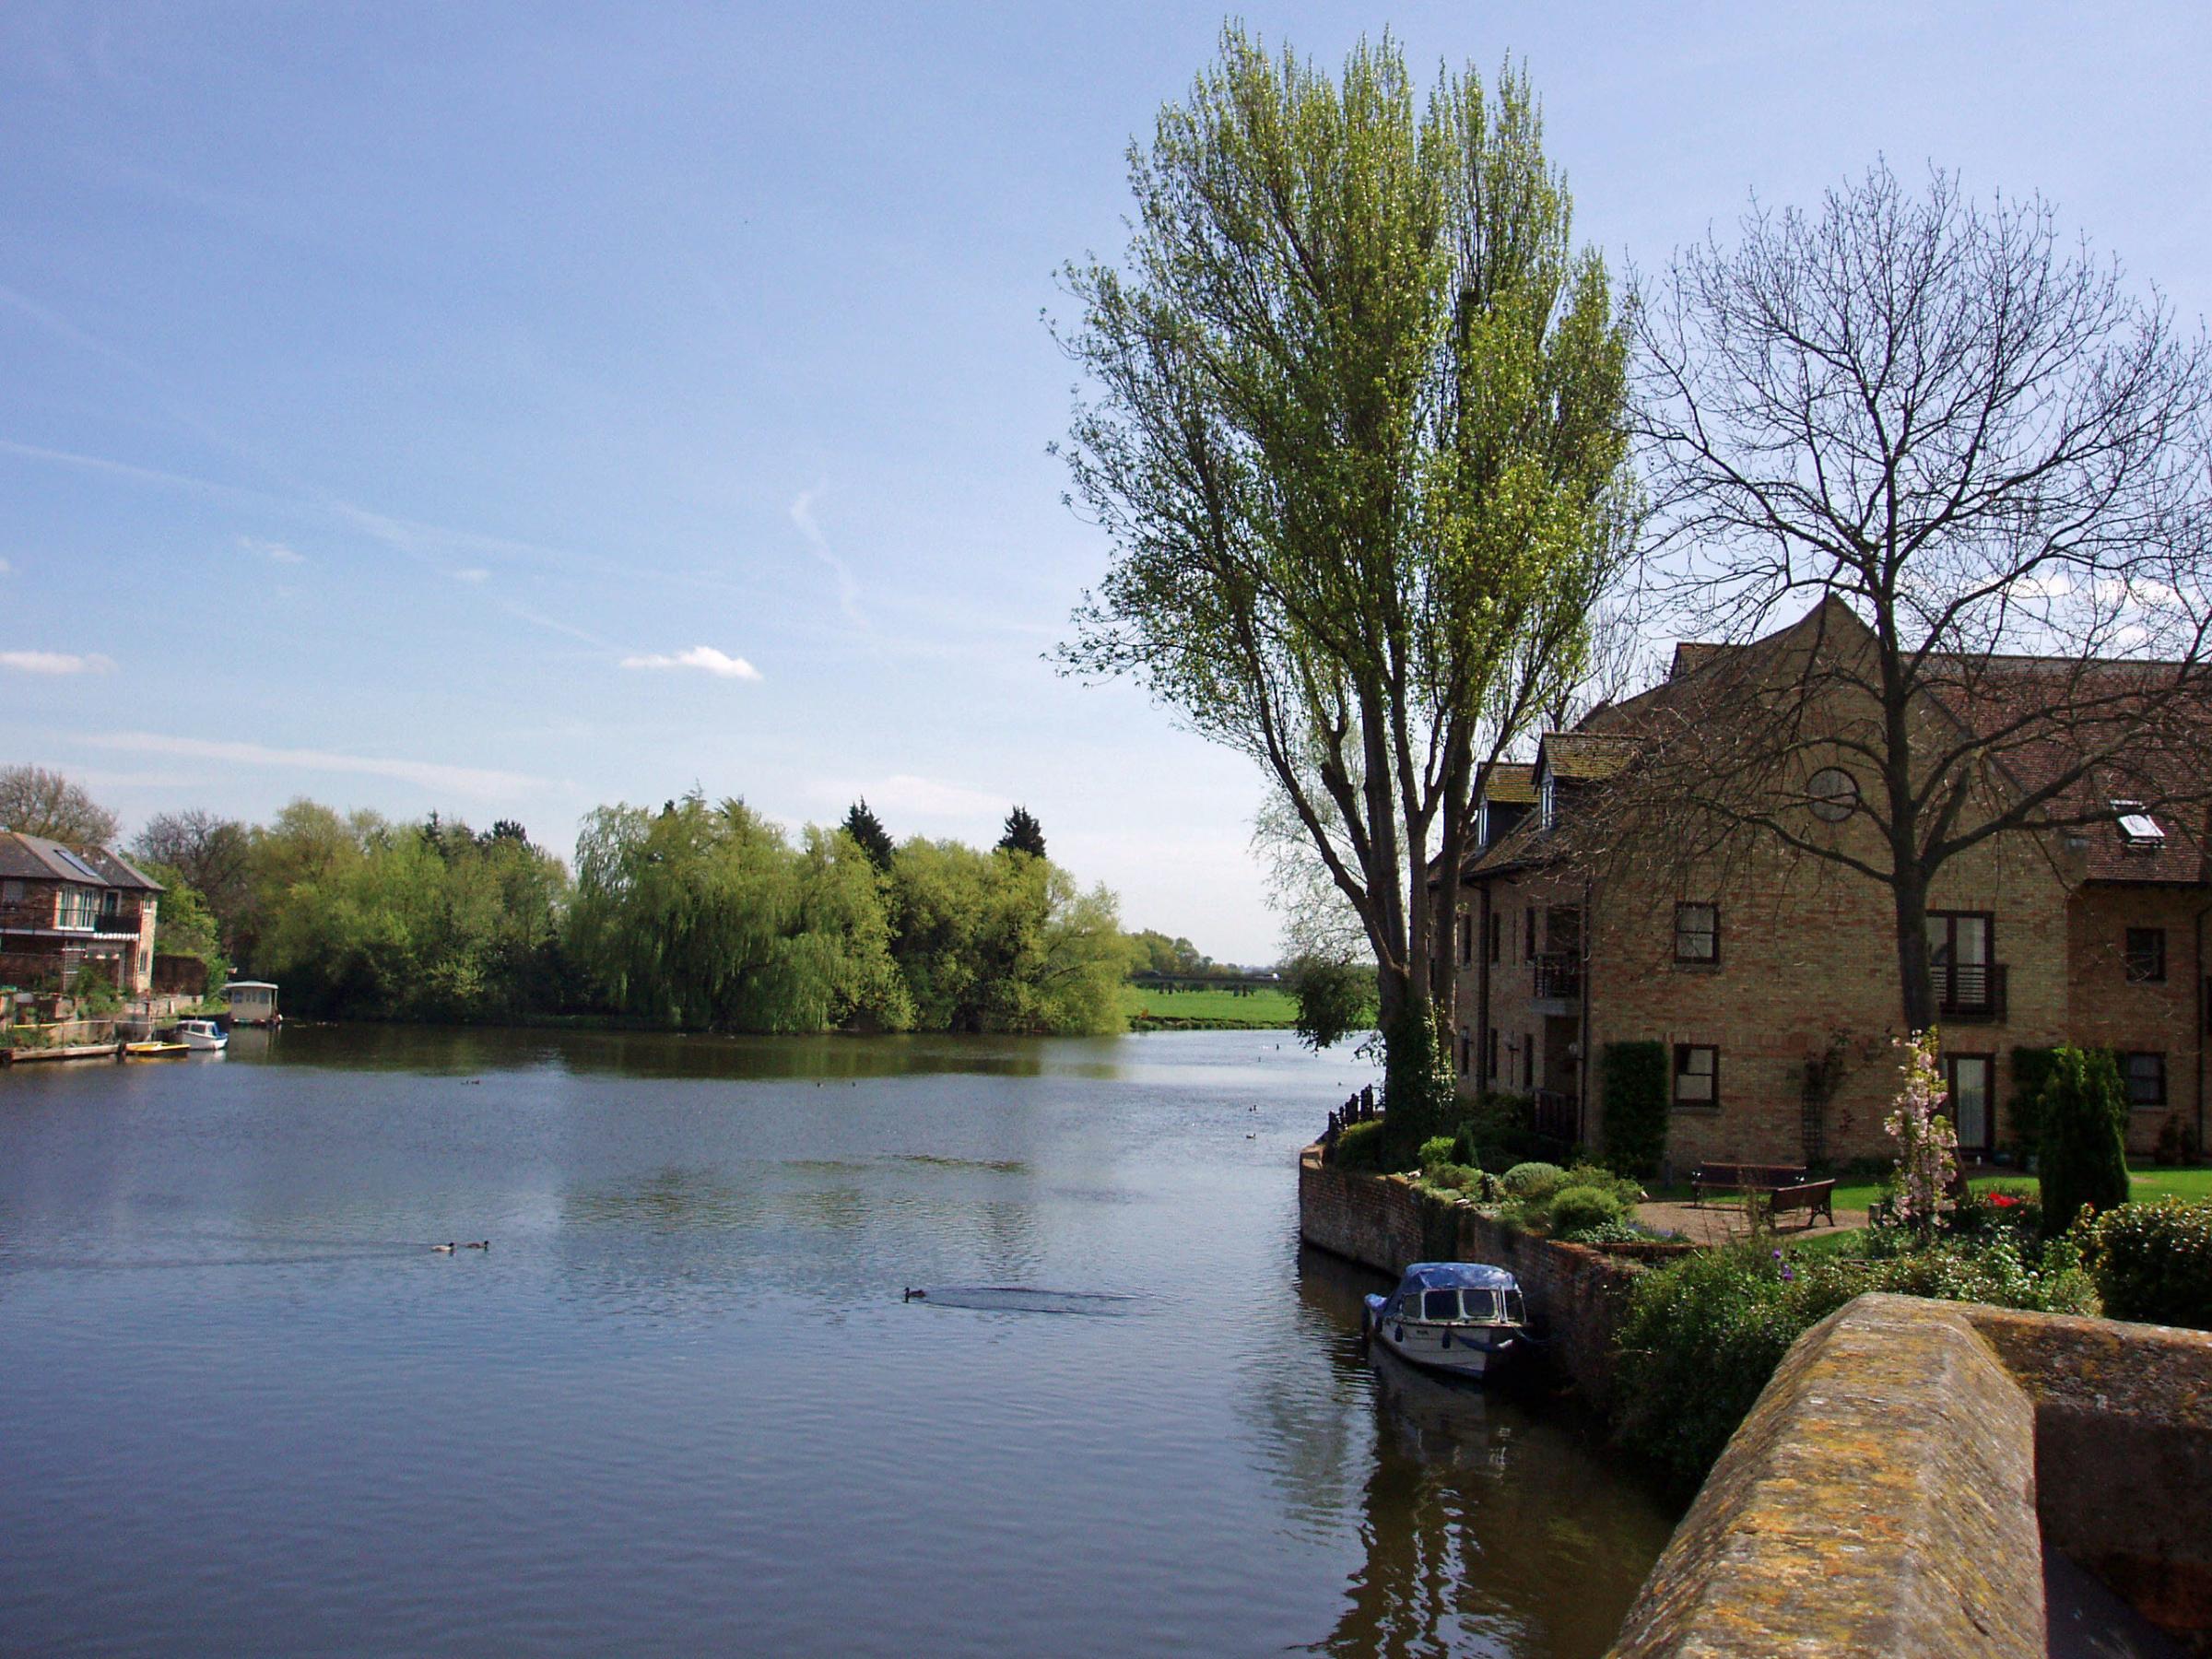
1608,1294,2212,1658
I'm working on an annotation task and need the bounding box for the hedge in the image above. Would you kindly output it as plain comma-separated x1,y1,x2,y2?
1600,1040,1668,1178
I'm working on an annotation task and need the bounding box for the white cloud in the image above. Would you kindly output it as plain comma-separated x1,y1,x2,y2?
2,650,114,674
75,731,547,798
620,645,762,681
239,536,305,565
790,486,866,627
450,567,489,583
0,557,13,575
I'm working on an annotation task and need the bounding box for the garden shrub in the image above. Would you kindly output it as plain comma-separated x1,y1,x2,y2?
1500,1161,1567,1198
2085,1198,2212,1330
1548,1185,1624,1236
2008,1045,2062,1163
1333,1119,1389,1171
1953,1183,2041,1251
1418,1162,1483,1197
1613,1237,2098,1488
1418,1135,1458,1171
1599,1040,1668,1178
2036,1046,2130,1237
1453,1092,1539,1170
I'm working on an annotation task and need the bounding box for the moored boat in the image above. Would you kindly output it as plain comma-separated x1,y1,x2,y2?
175,1018,229,1053
1362,1263,1527,1379
123,1040,190,1059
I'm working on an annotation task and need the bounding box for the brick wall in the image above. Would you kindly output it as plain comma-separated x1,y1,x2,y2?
1299,1147,1646,1407
1455,810,2209,1172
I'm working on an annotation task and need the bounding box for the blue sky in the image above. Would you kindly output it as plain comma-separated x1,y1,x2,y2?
4,2,2207,960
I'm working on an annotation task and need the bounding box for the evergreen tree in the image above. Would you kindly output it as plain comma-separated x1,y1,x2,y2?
997,806,1046,860
842,799,896,873
2038,1046,2131,1237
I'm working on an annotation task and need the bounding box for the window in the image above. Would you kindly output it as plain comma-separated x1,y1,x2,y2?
1488,913,1501,964
2125,927,2167,984
1539,769,1557,830
1487,1028,1500,1079
1457,912,1473,967
2124,1052,2167,1109
1943,1054,1994,1159
56,887,98,930
1673,1044,1718,1108
1,878,21,902
1521,1041,1533,1091
1457,1029,1471,1077
2113,801,2166,847
1926,912,1994,1010
1807,767,1859,822
1674,902,1719,964
1524,906,1536,962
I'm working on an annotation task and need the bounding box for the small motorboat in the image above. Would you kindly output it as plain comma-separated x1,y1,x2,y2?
1362,1262,1527,1379
123,1040,190,1060
175,1018,229,1053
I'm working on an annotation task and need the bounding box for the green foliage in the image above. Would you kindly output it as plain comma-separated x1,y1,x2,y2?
1500,1161,1567,1198
71,959,124,1014
568,795,911,1034
2007,1046,2062,1160
841,800,895,874
255,803,576,1022
2036,1046,2131,1236
1598,1040,1668,1178
1453,1092,1538,1170
1284,954,1377,1050
1057,30,1634,1170
1418,1135,1458,1171
2083,1198,2212,1330
1548,1184,1624,1235
996,806,1047,860
887,839,1130,1035
1127,930,1216,978
138,862,232,987
1614,1238,2100,1488
1333,1119,1389,1171
1952,1183,2042,1252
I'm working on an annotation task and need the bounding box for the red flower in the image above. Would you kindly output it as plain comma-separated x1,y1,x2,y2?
1988,1193,2022,1209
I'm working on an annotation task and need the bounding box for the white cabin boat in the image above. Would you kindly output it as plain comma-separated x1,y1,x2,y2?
224,982,280,1026
175,1018,229,1053
1362,1263,1527,1378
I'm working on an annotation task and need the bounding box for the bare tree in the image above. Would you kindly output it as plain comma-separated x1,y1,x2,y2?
1631,161,2212,1030
0,764,120,846
132,808,256,945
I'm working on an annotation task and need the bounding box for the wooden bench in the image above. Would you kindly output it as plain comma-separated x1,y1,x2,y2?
1690,1162,1808,1206
1761,1177,1838,1230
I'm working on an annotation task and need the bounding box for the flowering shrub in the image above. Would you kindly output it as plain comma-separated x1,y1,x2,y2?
1954,1183,2043,1250
1885,1029,1958,1235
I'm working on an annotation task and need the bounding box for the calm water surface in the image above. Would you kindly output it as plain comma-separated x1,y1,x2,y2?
0,1027,1678,1656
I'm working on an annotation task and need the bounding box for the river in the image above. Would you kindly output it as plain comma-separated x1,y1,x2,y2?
0,1025,1678,1656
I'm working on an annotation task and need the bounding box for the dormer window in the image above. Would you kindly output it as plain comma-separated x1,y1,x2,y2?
2113,802,2165,848
1539,769,1557,830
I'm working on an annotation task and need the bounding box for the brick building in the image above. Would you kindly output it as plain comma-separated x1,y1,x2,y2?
1453,601,2210,1171
0,830,162,996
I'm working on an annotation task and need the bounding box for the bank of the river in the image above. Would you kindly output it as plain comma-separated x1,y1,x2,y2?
1118,982,1300,1030
0,1025,1677,1658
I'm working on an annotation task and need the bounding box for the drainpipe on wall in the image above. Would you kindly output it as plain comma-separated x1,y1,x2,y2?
2196,904,2209,1159
1477,883,1491,1096
1579,875,1594,1147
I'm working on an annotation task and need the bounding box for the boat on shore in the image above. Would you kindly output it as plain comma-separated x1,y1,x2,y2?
1362,1263,1527,1379
175,1019,229,1053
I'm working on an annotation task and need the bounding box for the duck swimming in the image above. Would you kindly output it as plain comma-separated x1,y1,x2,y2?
432,1242,456,1254
465,1240,490,1251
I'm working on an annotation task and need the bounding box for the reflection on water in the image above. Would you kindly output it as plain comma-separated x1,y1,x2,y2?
0,1025,1677,1657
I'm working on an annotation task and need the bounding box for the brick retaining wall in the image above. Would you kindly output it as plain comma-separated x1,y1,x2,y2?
1298,1146,1646,1407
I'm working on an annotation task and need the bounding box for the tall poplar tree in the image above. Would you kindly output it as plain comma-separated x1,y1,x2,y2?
1056,29,1632,1147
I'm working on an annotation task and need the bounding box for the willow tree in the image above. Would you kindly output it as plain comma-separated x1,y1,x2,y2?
1056,30,1632,1146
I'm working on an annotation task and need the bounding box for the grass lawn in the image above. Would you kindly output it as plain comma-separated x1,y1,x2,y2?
1119,982,1300,1030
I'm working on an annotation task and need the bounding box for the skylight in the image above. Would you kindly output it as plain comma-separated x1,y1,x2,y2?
2112,802,2166,846
50,846,104,882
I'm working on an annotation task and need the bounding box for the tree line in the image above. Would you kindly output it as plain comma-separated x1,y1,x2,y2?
4,770,1142,1036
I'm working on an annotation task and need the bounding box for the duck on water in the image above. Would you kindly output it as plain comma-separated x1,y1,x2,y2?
1362,1263,1527,1379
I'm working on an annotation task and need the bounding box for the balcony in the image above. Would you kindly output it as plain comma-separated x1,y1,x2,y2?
1936,962,2008,1024
1532,951,1582,1004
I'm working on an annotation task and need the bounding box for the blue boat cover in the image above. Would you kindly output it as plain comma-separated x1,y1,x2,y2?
1398,1262,1518,1292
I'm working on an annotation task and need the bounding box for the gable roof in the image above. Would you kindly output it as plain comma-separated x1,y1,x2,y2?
0,831,163,891
1481,762,1537,805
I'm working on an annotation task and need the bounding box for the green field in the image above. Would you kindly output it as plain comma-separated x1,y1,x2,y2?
1120,982,1300,1030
